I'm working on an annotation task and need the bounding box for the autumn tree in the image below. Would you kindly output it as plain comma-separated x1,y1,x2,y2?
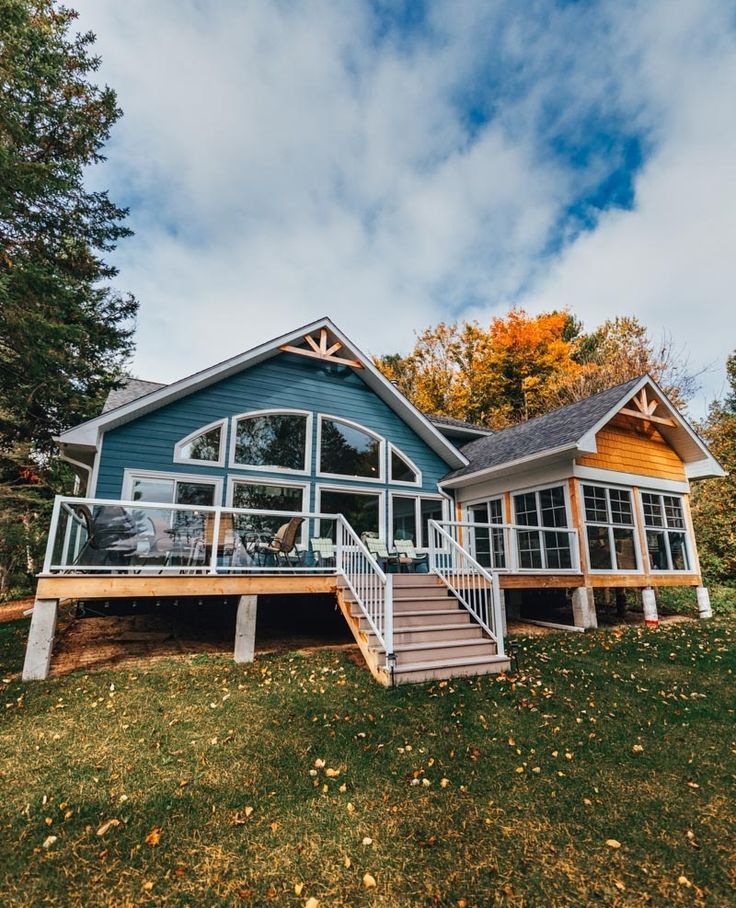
690,352,736,581
0,0,137,593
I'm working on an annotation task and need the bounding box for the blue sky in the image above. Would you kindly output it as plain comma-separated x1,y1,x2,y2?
74,0,736,417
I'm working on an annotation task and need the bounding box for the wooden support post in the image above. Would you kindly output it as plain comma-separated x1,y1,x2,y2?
615,589,627,620
696,586,712,619
234,595,257,663
642,587,658,627
22,599,59,681
572,586,597,629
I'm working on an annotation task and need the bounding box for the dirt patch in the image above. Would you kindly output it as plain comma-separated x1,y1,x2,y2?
0,598,34,624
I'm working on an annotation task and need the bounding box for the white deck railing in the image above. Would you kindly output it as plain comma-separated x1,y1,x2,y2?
436,520,581,574
427,520,504,655
42,495,394,663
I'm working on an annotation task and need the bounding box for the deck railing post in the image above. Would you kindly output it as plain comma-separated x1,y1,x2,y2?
384,572,394,671
43,496,63,574
335,518,344,575
428,521,436,573
491,571,505,657
209,508,221,575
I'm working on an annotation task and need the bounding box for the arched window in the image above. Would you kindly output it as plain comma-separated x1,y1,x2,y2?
174,420,226,466
389,444,421,485
318,416,384,481
230,410,311,473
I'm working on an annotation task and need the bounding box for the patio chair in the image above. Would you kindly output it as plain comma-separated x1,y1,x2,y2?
253,517,304,567
361,533,404,572
393,538,429,573
310,537,336,568
71,504,140,567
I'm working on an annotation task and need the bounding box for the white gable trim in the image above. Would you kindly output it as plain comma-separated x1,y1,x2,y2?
57,317,468,470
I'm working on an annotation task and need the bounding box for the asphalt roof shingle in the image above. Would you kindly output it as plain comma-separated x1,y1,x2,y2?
445,376,645,480
102,379,166,413
426,414,491,434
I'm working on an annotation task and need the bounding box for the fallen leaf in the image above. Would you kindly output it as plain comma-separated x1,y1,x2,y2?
42,835,57,849
614,880,625,891
270,822,279,832
440,778,450,788
605,839,621,849
142,881,154,892
363,873,377,889
678,875,692,888
344,856,352,867
362,836,373,846
145,827,162,846
305,898,320,908
632,744,644,753
294,883,304,896
314,758,325,769
96,819,121,837
325,768,340,778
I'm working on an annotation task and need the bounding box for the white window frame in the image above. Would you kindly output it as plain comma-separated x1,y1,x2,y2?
389,492,450,550
121,468,224,506
173,418,227,467
316,414,385,484
511,481,574,571
228,409,312,476
227,476,309,547
315,483,386,539
388,443,422,487
580,481,642,574
638,490,694,574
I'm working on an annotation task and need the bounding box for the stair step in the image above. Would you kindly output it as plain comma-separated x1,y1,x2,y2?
393,654,511,683
358,610,471,628
370,625,484,644
377,639,497,666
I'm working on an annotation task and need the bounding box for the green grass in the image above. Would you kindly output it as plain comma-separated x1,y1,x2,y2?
1,618,734,907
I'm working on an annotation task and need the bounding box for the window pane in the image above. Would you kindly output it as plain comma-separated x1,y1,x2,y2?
668,532,689,570
663,496,685,529
514,492,538,526
583,486,608,523
420,498,444,550
544,530,572,568
646,530,669,569
131,478,175,503
392,497,416,543
176,483,215,507
517,529,543,569
613,528,637,570
587,525,613,570
232,482,303,512
608,489,633,525
180,426,221,462
642,493,664,527
320,420,381,478
235,413,307,470
390,449,418,483
539,487,568,527
320,489,380,540
469,505,492,567
488,499,503,523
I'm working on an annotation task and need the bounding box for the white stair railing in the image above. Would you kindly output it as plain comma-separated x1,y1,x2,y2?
335,517,394,672
428,519,504,657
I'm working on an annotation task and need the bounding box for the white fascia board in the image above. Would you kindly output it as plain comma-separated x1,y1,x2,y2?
57,316,468,469
439,442,579,489
573,464,691,494
684,458,727,480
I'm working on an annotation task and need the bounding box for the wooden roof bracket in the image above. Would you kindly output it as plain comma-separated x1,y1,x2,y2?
619,387,676,427
280,327,364,368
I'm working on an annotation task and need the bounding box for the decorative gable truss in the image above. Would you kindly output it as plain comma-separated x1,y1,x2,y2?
618,387,676,428
280,327,363,369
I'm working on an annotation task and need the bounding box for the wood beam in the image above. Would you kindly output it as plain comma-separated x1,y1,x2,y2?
619,407,676,427
279,343,363,369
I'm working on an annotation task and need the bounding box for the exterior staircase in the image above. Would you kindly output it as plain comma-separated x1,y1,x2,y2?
339,573,510,685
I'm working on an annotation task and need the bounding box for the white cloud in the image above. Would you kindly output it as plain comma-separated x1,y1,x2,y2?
73,0,736,415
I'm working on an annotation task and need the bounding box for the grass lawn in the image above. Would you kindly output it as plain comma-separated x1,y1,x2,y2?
1,617,734,907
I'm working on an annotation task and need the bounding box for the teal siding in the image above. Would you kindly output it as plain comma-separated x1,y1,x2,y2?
96,354,453,524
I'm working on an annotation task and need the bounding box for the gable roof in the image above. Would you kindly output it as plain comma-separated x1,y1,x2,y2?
57,317,468,470
442,375,724,486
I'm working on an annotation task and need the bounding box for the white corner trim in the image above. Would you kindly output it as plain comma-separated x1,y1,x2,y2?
173,418,227,467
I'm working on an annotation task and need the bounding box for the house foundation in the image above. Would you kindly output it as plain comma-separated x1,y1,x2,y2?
572,586,597,629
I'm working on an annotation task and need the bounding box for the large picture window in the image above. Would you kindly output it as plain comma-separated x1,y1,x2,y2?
230,480,307,543
389,445,420,485
318,487,381,540
391,495,446,549
512,485,572,569
582,485,638,571
232,411,309,473
641,492,691,571
318,417,382,480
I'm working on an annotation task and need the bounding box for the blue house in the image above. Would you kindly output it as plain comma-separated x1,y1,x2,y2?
23,317,723,684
